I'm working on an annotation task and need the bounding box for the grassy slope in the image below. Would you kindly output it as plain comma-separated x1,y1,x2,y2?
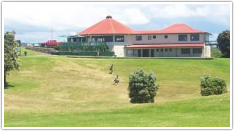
4,48,230,127
4,94,230,127
20,47,48,56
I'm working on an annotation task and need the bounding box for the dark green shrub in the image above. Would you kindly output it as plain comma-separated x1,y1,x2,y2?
128,70,159,103
52,51,114,56
200,74,227,96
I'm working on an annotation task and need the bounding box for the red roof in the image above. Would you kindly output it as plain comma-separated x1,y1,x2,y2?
159,24,207,34
78,16,134,35
134,30,160,34
78,16,208,35
126,43,204,48
134,24,207,34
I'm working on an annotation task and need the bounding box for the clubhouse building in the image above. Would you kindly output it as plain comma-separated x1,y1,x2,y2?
68,16,211,57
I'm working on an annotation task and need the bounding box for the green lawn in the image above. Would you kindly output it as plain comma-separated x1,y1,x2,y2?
4,48,230,127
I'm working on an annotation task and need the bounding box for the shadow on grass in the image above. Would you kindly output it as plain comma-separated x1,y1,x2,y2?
4,83,15,89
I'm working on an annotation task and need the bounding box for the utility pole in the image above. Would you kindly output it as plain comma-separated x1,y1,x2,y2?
51,21,53,40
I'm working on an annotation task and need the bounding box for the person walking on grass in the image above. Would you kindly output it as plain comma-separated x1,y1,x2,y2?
24,51,27,56
109,64,113,74
113,75,119,86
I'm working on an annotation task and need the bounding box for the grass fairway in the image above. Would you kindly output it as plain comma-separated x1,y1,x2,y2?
4,48,230,127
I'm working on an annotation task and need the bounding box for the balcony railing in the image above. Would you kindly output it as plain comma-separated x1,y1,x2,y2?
205,41,218,46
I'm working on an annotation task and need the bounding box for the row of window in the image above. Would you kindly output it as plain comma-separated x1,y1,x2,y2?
88,34,200,42
154,48,172,52
136,34,199,41
129,48,202,55
181,48,202,54
179,34,199,41
90,36,124,42
136,35,164,41
128,48,202,57
155,48,201,54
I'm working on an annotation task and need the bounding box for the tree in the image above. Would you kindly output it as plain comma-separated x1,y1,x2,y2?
4,32,19,86
16,40,21,47
217,30,230,58
128,70,159,103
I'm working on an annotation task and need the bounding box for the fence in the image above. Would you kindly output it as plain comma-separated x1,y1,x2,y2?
59,42,108,52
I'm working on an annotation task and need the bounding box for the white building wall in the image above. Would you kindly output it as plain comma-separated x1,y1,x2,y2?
106,42,126,57
85,34,210,57
204,45,211,57
113,45,125,57
127,34,206,44
205,34,209,42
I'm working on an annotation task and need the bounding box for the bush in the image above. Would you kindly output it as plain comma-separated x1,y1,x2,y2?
211,47,222,58
200,74,227,96
128,70,159,103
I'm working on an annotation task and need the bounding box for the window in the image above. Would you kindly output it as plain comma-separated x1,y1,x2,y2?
169,49,172,52
104,36,113,42
164,35,168,39
133,50,138,56
92,36,113,42
92,38,96,42
161,49,163,52
178,35,187,41
190,34,199,41
181,48,190,54
72,38,76,42
138,49,141,57
148,36,152,40
136,36,142,41
193,48,202,54
151,49,154,57
156,49,159,52
153,36,156,39
165,49,168,52
115,36,124,42
97,38,104,42
127,50,133,56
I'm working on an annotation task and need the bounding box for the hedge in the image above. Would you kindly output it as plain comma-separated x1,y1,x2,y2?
52,51,114,56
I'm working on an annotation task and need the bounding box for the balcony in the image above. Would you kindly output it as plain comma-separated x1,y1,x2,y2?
205,41,218,47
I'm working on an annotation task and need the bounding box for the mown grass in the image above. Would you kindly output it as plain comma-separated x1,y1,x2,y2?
4,48,230,127
4,94,230,127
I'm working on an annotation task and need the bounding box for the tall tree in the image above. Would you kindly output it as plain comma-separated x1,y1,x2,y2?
4,32,19,86
217,30,230,58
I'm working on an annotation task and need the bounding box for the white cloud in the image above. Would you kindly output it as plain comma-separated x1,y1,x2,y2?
3,3,230,28
3,2,230,42
3,2,149,33
148,4,230,25
115,8,150,25
154,5,195,18
69,32,77,35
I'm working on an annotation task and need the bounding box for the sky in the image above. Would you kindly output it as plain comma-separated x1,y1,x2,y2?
3,2,231,43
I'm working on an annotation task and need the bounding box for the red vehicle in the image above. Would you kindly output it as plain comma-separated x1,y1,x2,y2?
42,40,60,46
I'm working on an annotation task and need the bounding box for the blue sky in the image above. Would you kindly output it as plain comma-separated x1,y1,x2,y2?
3,2,231,43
